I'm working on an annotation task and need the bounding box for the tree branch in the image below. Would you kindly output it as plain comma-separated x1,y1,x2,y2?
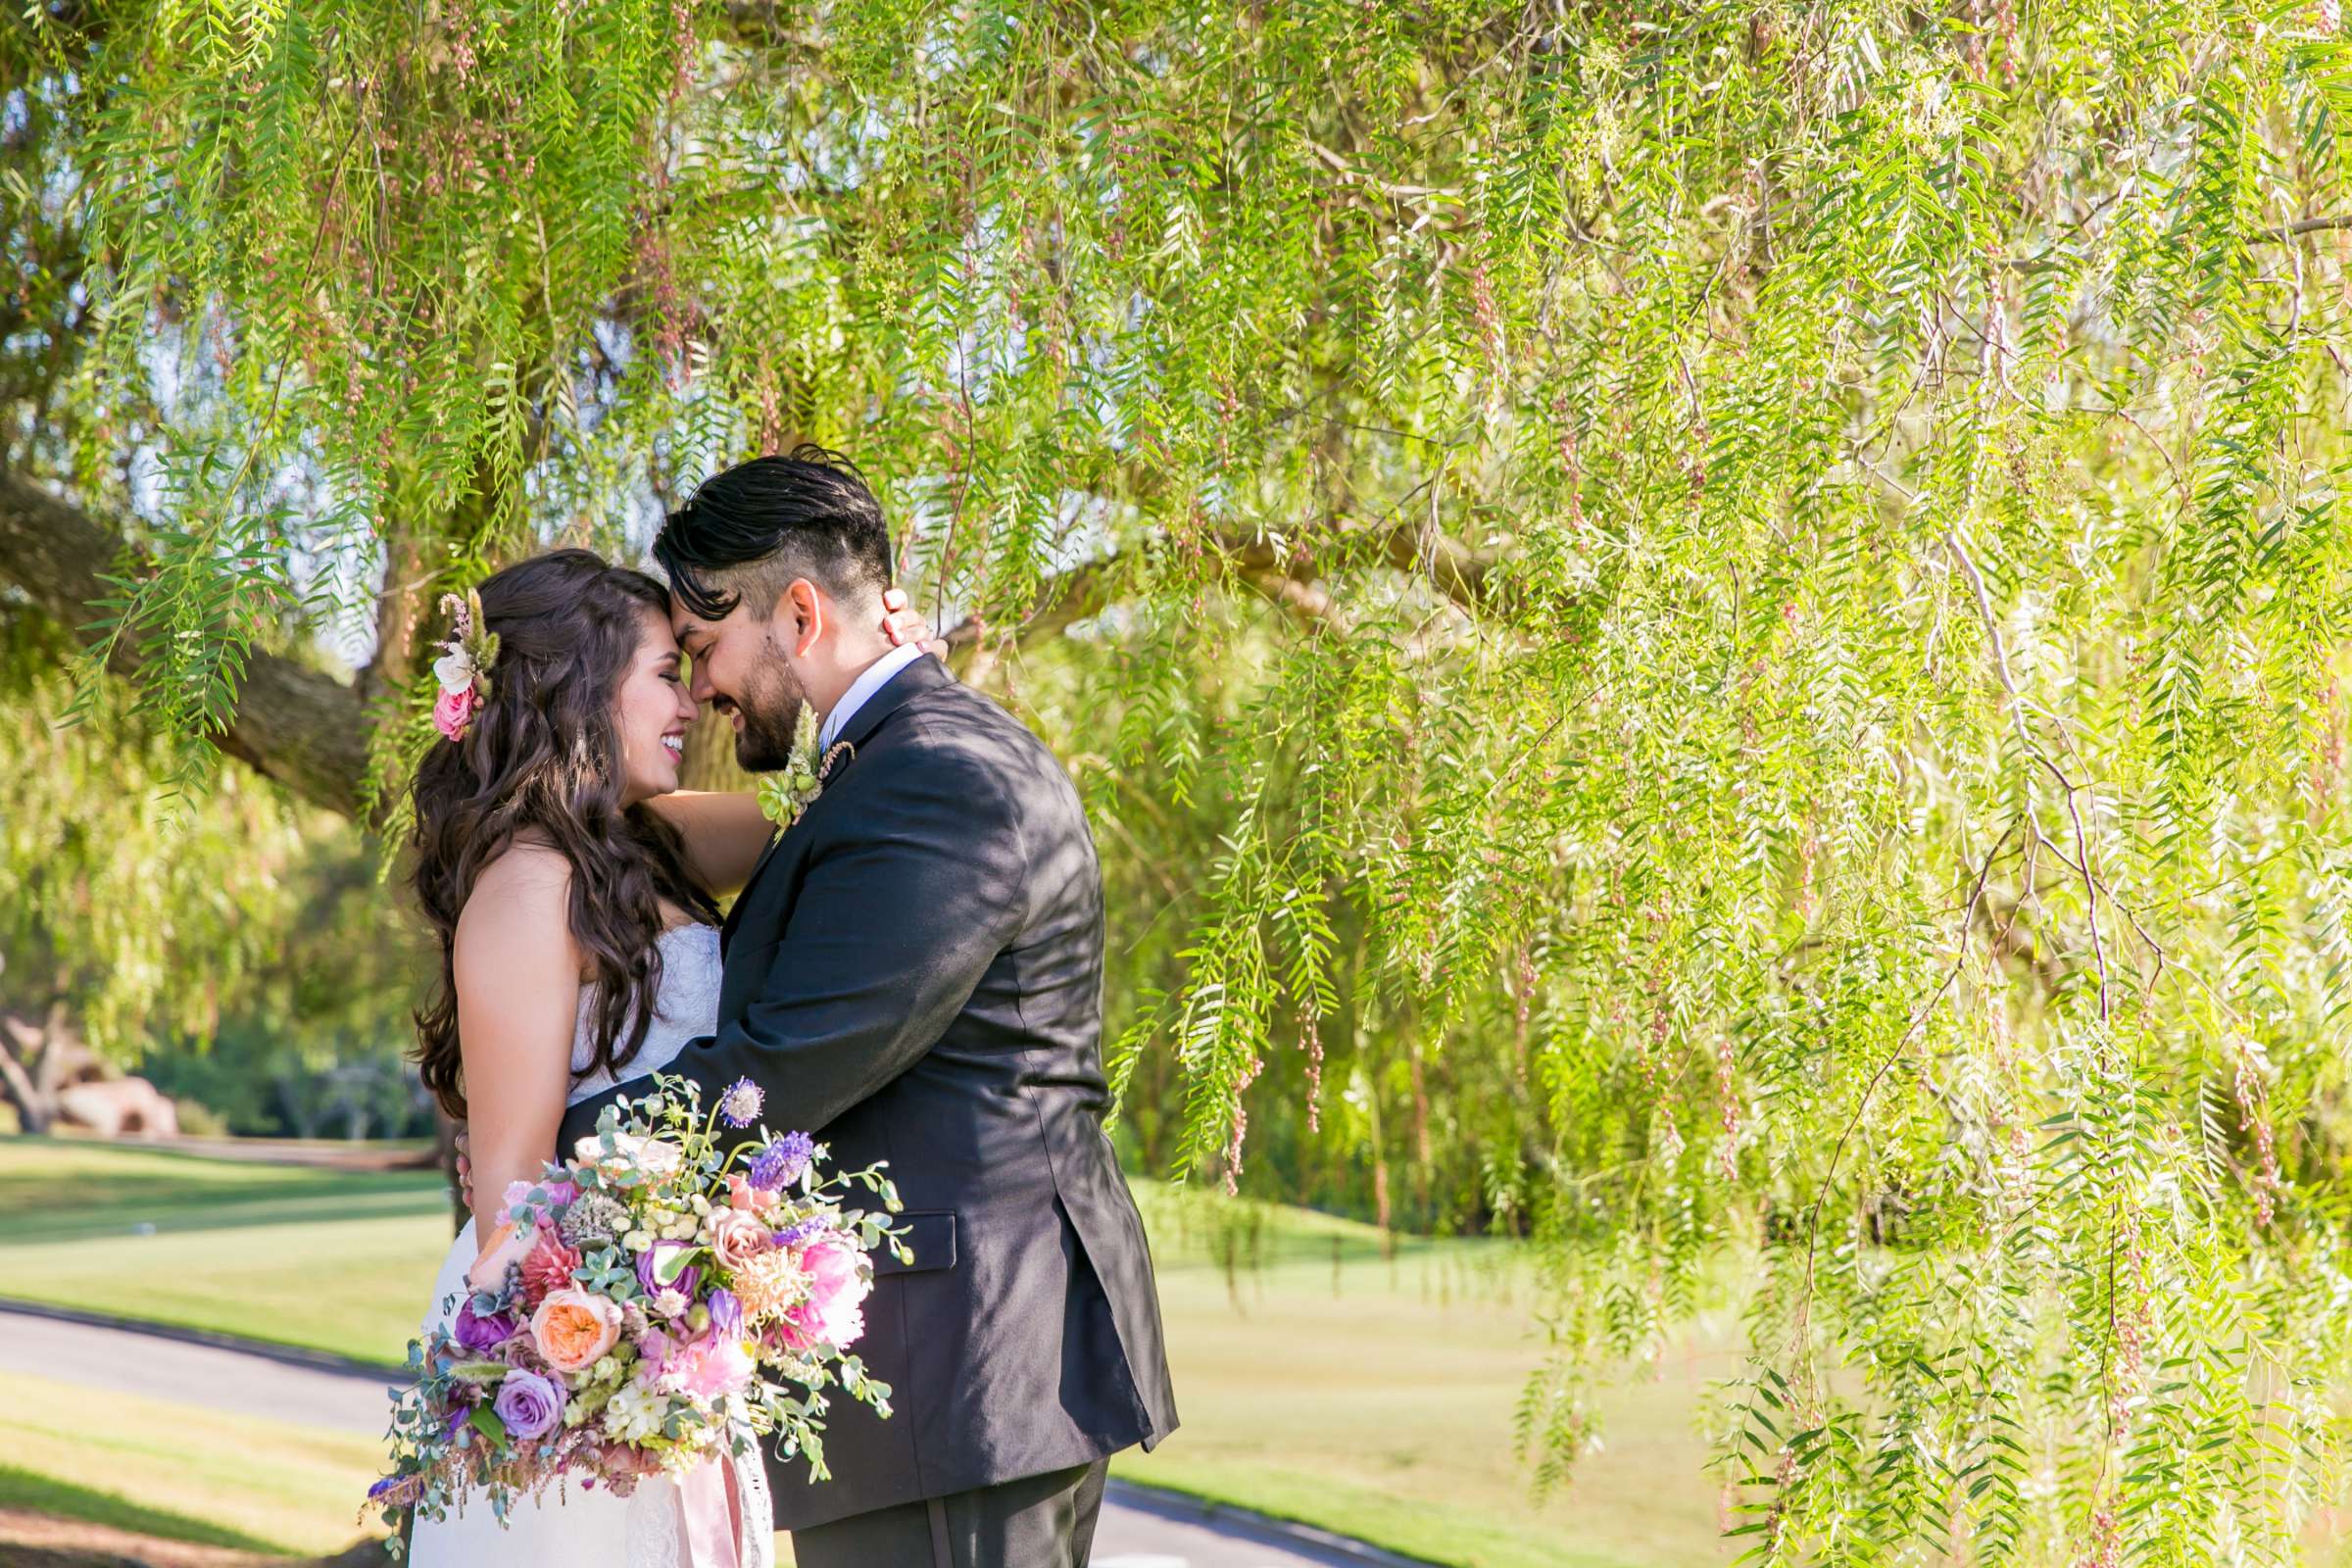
0,469,371,819
939,510,1523,655
3,466,1541,815
2264,213,2352,240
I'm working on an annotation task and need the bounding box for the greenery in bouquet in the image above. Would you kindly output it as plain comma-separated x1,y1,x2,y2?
366,1074,902,1549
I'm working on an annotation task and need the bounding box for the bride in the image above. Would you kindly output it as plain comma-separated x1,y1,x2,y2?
399,547,930,1566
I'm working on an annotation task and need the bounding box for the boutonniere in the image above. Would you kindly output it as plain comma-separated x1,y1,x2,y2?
756,703,856,833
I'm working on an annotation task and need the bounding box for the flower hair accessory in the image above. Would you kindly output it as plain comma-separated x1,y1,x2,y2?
756,703,854,832
429,587,501,743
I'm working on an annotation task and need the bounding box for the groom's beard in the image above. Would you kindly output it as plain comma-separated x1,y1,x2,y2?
729,646,807,773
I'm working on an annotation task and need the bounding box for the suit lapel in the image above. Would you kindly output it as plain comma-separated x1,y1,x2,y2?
716,656,953,952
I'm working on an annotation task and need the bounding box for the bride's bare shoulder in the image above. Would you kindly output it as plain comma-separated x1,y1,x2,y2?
453,841,580,978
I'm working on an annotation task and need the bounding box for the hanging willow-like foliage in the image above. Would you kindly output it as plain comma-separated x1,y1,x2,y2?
14,0,2352,1559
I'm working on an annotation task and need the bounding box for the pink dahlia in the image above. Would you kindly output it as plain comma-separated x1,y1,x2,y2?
519,1233,583,1309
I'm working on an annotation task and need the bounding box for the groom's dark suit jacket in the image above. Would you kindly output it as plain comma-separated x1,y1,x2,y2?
555,655,1177,1530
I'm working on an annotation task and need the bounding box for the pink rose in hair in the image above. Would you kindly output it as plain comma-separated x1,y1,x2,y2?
432,684,478,742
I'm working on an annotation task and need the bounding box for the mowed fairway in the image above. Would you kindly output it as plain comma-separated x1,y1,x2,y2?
0,1136,1734,1566
1116,1185,1733,1568
0,1137,452,1368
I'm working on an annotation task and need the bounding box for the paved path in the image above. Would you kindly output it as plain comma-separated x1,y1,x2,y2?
0,1305,1390,1568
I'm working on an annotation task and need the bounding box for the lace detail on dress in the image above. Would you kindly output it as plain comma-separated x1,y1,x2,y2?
567,922,723,1105
620,1455,773,1568
623,1489,684,1568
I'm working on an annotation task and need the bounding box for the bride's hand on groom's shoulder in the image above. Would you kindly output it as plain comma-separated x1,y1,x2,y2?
880,586,953,663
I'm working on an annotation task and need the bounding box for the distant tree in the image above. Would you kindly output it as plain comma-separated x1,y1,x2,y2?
0,608,436,1195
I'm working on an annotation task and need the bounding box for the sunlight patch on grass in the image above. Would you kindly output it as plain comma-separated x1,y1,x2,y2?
0,1215,453,1371
0,1369,384,1555
1117,1183,1734,1568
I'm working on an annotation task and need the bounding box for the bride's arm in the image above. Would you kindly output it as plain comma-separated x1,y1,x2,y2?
648,588,949,897
648,789,775,898
451,844,584,1263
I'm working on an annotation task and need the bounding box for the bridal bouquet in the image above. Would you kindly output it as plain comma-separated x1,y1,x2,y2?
366,1073,901,1550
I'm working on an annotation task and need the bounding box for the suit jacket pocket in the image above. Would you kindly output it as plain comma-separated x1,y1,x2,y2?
872,1209,957,1275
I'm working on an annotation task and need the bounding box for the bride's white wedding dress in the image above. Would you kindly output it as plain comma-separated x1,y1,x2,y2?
409,921,774,1568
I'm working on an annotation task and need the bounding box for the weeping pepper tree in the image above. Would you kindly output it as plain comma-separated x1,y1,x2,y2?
10,1,2352,1559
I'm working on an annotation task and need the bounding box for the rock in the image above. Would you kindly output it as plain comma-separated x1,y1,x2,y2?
53,1077,180,1140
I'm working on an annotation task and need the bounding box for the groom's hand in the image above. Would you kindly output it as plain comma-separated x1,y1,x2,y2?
452,1123,474,1214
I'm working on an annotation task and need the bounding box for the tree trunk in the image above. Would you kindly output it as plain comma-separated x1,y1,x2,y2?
362,526,434,710
0,468,372,818
1359,1044,1396,1259
0,1012,54,1134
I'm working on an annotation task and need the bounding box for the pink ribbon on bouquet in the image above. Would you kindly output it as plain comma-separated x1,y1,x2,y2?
675,1457,743,1568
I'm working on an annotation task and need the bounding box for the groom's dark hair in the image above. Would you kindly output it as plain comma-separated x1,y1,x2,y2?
656,444,894,620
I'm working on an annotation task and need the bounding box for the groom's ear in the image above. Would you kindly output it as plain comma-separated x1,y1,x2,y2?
778,578,827,658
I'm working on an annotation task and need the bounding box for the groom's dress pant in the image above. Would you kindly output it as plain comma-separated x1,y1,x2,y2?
788,1458,1108,1568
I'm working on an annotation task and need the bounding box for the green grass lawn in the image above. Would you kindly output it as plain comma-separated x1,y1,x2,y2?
0,1367,386,1555
0,1137,452,1370
0,1135,1732,1567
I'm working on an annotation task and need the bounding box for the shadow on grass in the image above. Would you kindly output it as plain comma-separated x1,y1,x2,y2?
0,1461,292,1553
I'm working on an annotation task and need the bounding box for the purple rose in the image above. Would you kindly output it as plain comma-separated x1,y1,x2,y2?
635,1239,702,1299
453,1298,518,1352
492,1369,564,1443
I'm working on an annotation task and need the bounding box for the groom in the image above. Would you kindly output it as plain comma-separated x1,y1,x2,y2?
554,446,1177,1567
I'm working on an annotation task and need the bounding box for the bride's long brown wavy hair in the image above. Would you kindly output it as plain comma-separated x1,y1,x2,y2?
407,549,720,1120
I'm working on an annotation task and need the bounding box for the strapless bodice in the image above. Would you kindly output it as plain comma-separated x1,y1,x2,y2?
566,921,722,1105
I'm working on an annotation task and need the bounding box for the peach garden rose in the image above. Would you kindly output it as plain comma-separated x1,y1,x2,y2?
530,1288,622,1373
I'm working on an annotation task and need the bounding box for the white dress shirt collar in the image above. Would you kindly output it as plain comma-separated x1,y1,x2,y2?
819,641,928,752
